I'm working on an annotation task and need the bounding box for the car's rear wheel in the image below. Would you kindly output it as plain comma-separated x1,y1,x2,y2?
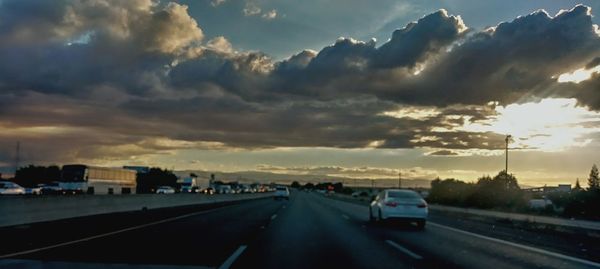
378,209,383,222
416,220,426,230
368,208,375,222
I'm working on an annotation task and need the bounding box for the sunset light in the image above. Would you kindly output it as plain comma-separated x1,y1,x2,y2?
461,98,600,151
2,1,600,268
557,66,600,83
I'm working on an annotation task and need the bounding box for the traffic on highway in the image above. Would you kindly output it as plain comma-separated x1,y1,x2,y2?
1,188,599,269
2,0,600,268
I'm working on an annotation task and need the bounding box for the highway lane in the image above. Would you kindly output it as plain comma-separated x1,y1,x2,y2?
328,193,600,264
280,192,600,269
2,191,600,269
1,197,284,268
233,190,427,269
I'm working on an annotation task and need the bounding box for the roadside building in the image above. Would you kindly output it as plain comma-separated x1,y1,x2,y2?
524,184,571,194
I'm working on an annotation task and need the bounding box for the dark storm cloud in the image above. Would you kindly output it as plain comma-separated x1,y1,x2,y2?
265,5,600,108
0,0,203,96
1,1,600,163
549,73,600,110
586,57,600,69
372,9,467,69
399,5,600,106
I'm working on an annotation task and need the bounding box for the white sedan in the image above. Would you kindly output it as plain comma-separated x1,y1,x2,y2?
156,186,176,194
0,181,26,195
369,189,428,229
274,186,290,200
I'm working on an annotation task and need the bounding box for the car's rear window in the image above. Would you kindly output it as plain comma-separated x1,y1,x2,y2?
387,191,420,199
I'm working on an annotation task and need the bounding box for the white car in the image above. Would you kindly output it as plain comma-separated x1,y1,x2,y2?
274,186,290,200
156,186,176,194
369,189,428,229
0,181,26,195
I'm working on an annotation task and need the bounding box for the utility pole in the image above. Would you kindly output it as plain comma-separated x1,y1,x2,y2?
398,171,402,189
505,135,512,174
14,141,20,175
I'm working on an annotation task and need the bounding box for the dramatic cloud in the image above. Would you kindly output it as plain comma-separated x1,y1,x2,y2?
586,57,600,69
271,5,600,107
0,0,600,168
373,9,467,69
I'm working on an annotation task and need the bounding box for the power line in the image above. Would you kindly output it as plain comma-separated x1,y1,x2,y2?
505,135,512,174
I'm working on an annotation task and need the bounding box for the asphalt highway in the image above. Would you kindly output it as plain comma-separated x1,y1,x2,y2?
1,191,599,269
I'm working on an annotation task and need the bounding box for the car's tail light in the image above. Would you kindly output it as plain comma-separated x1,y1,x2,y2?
385,201,398,207
417,203,427,208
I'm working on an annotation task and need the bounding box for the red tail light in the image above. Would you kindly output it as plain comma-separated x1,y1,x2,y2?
385,201,398,207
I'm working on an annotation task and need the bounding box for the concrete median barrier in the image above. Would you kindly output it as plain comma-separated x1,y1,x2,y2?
0,193,272,227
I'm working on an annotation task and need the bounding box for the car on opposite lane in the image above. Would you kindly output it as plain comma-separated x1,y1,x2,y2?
0,181,26,195
156,186,176,194
369,189,428,229
39,182,64,195
25,186,42,195
202,187,215,195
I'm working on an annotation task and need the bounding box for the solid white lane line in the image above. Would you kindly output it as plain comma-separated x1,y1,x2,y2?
0,205,235,259
385,240,423,260
218,245,247,269
428,222,600,268
271,214,277,220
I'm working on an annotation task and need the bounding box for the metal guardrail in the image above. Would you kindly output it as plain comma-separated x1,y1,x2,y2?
430,204,600,231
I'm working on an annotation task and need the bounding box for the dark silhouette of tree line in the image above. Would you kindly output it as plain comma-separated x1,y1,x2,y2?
428,170,526,210
135,167,178,193
547,164,600,219
428,165,600,220
13,165,61,187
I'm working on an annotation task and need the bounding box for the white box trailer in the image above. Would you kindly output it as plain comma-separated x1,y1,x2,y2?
178,176,210,193
60,164,137,194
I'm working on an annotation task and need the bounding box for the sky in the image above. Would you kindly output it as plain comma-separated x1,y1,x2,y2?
1,0,600,187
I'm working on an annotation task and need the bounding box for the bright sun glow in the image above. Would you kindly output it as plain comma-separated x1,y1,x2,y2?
557,66,600,83
460,98,600,151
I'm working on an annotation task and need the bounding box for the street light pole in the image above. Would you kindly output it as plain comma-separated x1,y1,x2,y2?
505,135,512,174
14,141,20,175
398,172,402,189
